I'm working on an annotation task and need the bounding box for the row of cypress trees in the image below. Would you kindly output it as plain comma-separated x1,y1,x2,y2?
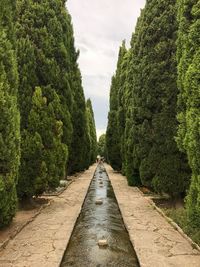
97,134,107,160
106,0,200,225
176,0,200,227
0,0,21,228
0,0,97,227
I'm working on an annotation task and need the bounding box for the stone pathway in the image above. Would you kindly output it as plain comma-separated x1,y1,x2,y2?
106,164,200,267
0,164,96,267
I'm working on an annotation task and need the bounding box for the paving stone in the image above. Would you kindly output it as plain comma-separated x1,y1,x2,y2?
106,164,200,267
0,165,96,267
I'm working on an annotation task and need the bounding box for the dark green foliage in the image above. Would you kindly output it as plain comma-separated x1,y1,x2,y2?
16,37,37,130
16,0,90,197
16,0,73,198
68,69,91,173
106,43,127,171
120,49,141,186
0,0,20,227
127,0,190,195
176,0,200,226
0,0,93,224
106,40,141,185
17,87,67,197
97,134,107,160
106,78,121,170
86,99,97,165
123,14,145,187
117,48,130,175
16,0,73,142
107,0,191,195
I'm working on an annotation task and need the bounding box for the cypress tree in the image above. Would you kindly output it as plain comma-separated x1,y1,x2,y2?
19,86,67,197
118,51,133,178
68,67,91,173
117,45,130,175
86,99,97,165
125,0,190,197
106,76,121,170
97,134,107,160
0,0,20,227
106,43,127,171
176,0,200,225
123,48,141,186
16,0,73,144
123,13,146,186
16,0,73,198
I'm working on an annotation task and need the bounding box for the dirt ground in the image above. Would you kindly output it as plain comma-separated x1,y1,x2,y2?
152,197,184,209
139,187,185,209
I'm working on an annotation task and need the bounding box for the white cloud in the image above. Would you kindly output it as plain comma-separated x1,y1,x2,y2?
67,0,146,135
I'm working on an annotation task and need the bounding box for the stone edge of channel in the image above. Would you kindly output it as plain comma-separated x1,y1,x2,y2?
106,166,200,267
143,190,200,253
57,165,97,267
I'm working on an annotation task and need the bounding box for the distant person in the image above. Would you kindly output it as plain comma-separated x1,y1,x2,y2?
96,155,101,163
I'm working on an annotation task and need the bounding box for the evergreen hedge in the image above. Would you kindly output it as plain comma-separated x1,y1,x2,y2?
0,0,20,227
176,0,200,226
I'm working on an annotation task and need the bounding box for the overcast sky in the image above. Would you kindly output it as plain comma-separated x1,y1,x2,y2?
67,0,146,139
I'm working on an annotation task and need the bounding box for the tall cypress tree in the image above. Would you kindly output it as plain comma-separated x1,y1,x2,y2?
68,66,90,173
176,0,200,225
123,13,145,186
17,0,91,198
16,0,72,198
16,0,73,145
97,134,107,160
106,76,121,170
0,0,20,227
19,86,68,197
106,43,127,171
126,0,190,197
117,45,130,175
86,99,97,165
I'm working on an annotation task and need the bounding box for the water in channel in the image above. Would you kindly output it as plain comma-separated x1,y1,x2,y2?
61,164,139,267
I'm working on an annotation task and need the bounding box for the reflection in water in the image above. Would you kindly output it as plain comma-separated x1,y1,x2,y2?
61,164,139,267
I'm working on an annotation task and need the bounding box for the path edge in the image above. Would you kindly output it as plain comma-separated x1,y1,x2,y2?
0,200,52,252
57,164,97,267
103,165,142,267
106,164,200,267
0,165,97,258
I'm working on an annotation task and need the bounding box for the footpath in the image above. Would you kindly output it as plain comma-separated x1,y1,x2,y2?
106,164,200,267
1,163,200,267
0,164,96,267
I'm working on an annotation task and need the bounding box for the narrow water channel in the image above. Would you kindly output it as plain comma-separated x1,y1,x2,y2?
61,164,139,267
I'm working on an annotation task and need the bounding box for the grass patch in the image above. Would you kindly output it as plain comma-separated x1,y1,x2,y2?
163,208,200,246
